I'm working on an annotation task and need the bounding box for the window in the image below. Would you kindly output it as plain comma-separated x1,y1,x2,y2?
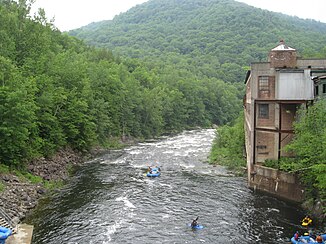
258,76,270,98
316,85,319,96
258,76,269,91
258,104,269,118
323,84,326,94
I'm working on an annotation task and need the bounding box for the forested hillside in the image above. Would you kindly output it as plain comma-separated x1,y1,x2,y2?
70,0,326,84
1,0,326,168
0,0,241,167
68,0,326,216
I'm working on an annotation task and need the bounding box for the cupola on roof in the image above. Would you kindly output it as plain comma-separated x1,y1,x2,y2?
271,40,295,51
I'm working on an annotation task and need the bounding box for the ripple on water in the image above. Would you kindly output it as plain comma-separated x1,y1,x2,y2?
28,129,309,244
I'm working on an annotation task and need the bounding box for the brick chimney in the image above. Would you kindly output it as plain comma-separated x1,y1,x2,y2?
268,40,297,68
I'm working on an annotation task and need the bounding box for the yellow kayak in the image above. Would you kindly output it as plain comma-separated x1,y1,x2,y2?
301,217,312,227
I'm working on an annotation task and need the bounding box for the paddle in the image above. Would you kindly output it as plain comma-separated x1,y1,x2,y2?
191,216,199,227
189,216,203,229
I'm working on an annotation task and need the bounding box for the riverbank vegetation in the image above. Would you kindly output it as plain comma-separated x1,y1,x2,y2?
1,0,326,223
210,99,326,216
71,0,326,212
264,99,326,215
0,2,240,223
0,0,241,171
209,112,246,172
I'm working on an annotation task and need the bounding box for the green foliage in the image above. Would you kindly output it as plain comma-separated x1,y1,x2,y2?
0,56,39,166
0,182,4,192
70,0,326,85
101,137,125,149
263,159,280,169
24,172,43,184
262,157,299,170
0,0,325,215
281,99,326,202
0,164,10,174
209,112,246,170
260,101,326,210
12,169,43,184
43,179,64,190
285,100,326,165
68,0,326,178
278,157,297,172
0,0,242,169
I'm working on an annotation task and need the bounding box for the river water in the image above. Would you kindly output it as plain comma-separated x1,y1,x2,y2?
28,129,309,243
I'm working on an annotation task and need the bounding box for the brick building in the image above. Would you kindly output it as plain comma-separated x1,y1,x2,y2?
244,40,326,190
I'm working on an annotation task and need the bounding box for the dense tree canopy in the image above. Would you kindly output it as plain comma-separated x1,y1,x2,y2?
70,0,326,84
1,0,325,216
0,0,241,167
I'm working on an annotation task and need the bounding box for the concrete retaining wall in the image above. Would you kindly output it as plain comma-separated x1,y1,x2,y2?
249,165,305,202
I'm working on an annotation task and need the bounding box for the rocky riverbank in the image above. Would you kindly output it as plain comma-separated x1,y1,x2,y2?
0,148,85,227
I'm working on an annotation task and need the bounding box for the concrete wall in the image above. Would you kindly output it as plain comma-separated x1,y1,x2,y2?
297,59,326,68
249,165,305,202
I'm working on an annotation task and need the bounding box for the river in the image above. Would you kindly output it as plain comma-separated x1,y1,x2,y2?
27,129,308,243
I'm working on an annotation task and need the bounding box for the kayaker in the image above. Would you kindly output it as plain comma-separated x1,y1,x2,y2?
294,231,299,241
191,217,199,227
316,235,323,243
301,215,312,226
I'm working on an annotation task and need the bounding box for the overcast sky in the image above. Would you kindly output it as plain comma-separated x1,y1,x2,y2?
31,0,326,32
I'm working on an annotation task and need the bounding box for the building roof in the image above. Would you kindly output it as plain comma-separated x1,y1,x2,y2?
271,40,295,51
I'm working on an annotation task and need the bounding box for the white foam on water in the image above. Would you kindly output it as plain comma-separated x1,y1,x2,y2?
162,214,171,219
116,196,136,209
267,208,280,213
100,157,126,165
127,150,142,155
103,220,122,242
125,145,146,151
157,182,173,188
180,164,195,169
217,220,229,225
172,151,190,157
130,177,145,183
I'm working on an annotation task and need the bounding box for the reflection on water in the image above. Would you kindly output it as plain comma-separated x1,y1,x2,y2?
28,129,313,243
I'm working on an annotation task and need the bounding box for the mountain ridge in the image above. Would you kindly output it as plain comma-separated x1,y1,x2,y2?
69,0,326,83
